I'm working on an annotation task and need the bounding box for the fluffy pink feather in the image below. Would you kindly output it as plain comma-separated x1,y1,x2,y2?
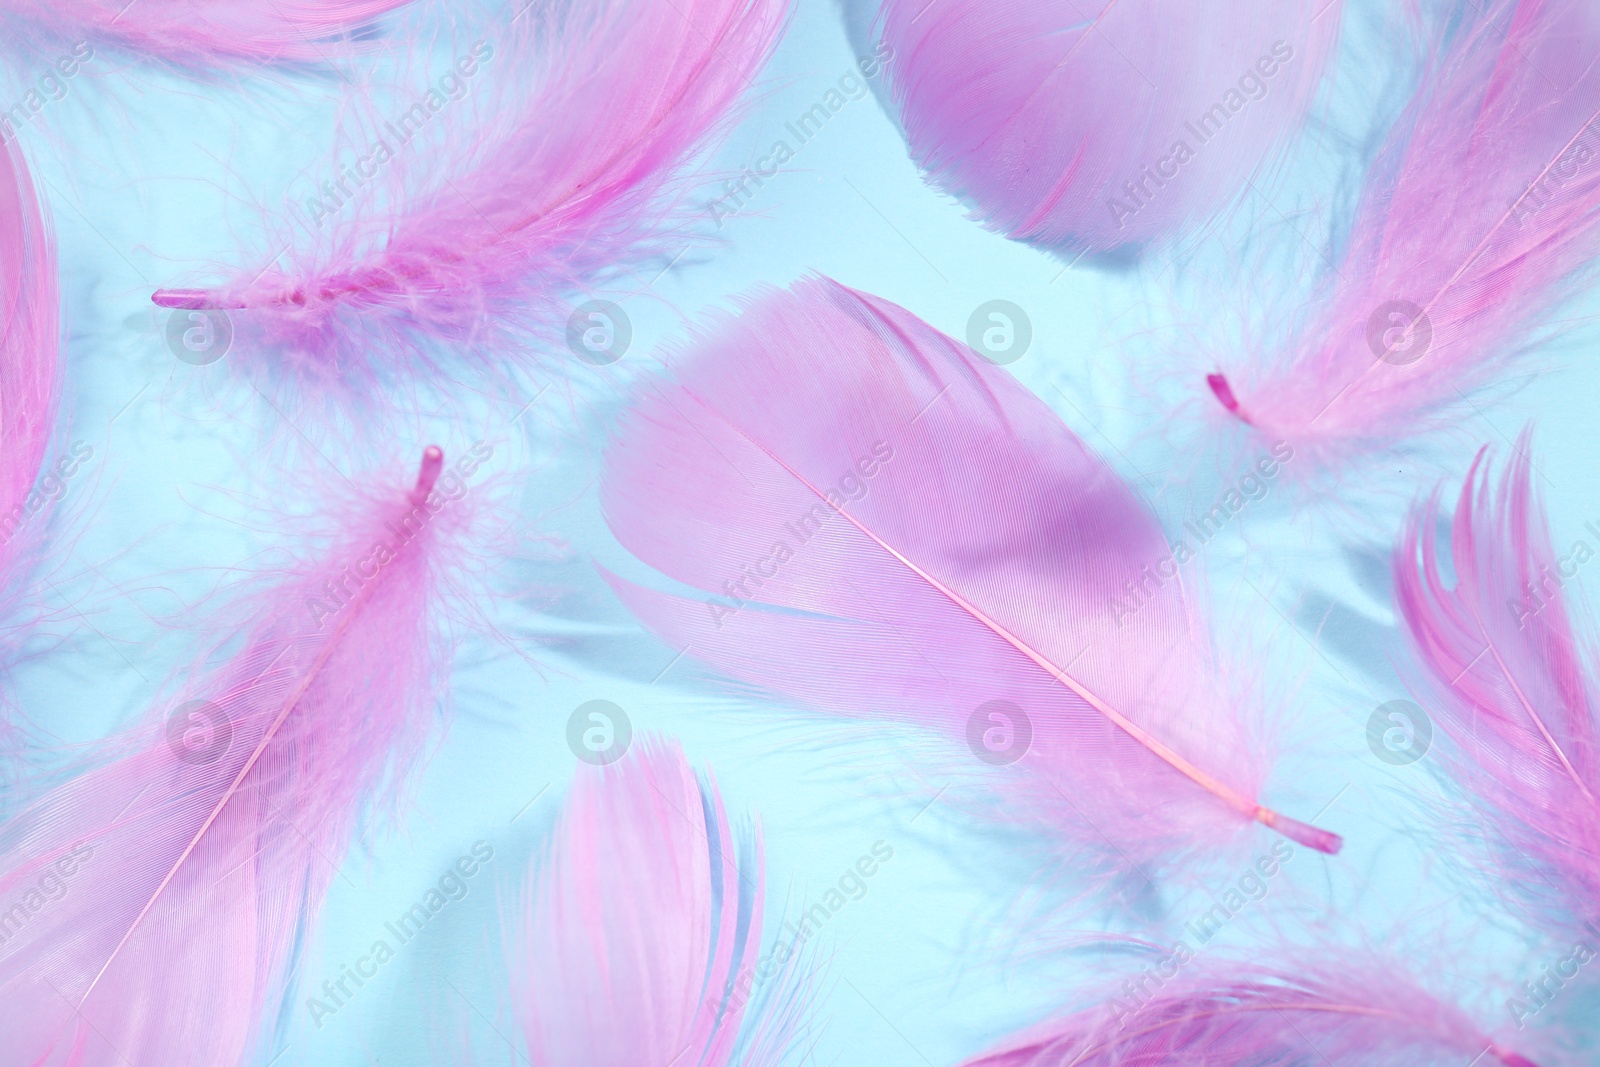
1208,0,1600,459
0,447,462,1065
961,957,1537,1067
0,136,58,605
1394,435,1600,934
506,736,801,1066
1,0,414,64
152,0,789,389
599,277,1339,896
872,0,1342,258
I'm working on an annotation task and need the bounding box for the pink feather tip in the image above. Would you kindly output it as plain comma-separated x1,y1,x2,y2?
0,135,58,594
875,0,1342,256
506,737,805,1067
1395,432,1600,934
600,276,1340,887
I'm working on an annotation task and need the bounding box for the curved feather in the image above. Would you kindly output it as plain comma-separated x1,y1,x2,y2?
506,737,801,1067
0,447,458,1065
599,276,1340,888
872,0,1342,258
1,0,414,64
0,136,58,604
151,0,789,389
961,958,1537,1067
1209,0,1600,459
1394,435,1600,933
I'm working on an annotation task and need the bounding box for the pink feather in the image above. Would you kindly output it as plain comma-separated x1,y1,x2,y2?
151,0,789,389
0,136,59,607
1394,435,1600,934
599,276,1340,895
0,447,460,1065
505,736,802,1066
1,0,414,64
960,957,1538,1067
872,0,1342,258
1208,0,1600,459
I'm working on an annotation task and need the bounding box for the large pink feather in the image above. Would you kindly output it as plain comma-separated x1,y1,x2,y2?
1394,436,1600,934
0,447,462,1065
960,957,1537,1067
1208,0,1600,460
151,0,789,389
505,736,801,1066
599,276,1339,896
1,0,414,64
872,0,1342,258
0,136,58,607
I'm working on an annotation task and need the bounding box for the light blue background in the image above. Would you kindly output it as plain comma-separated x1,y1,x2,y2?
6,0,1600,1062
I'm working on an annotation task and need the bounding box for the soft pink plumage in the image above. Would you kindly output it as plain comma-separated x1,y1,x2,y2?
152,0,789,389
961,957,1537,1067
600,277,1339,894
0,448,459,1064
506,737,801,1066
1209,0,1600,460
0,136,58,604
874,0,1341,258
1,0,413,64
1395,436,1600,935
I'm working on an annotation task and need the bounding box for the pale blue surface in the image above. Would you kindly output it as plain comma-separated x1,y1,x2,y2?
6,0,1600,1063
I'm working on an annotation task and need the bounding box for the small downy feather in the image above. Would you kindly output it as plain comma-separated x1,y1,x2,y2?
1208,0,1600,461
0,0,413,65
151,0,789,390
0,446,462,1065
505,736,802,1066
871,0,1342,259
599,276,1339,900
1394,435,1600,936
0,135,59,613
961,956,1538,1067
